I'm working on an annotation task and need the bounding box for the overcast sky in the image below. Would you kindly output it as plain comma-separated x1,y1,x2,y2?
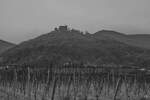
0,0,150,43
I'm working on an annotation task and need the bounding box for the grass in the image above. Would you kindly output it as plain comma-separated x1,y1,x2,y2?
0,77,150,100
0,67,150,100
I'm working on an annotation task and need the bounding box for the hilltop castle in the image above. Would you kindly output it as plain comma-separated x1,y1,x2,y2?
55,25,68,32
54,25,83,34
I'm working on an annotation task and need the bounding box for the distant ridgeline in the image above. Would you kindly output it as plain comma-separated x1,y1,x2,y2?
0,40,15,55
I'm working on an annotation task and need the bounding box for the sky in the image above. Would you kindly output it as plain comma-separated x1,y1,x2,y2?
0,0,150,44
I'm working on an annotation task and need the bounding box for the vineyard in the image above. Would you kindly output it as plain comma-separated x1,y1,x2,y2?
0,65,150,100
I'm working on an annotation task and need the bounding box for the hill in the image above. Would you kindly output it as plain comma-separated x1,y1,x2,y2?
0,40,15,55
1,26,150,67
93,30,150,49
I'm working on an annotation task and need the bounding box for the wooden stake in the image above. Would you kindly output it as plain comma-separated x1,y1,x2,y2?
51,76,58,100
42,69,51,100
66,76,72,96
113,77,122,100
27,67,31,100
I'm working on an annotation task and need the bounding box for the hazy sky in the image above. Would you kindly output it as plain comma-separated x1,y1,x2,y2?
0,0,150,44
